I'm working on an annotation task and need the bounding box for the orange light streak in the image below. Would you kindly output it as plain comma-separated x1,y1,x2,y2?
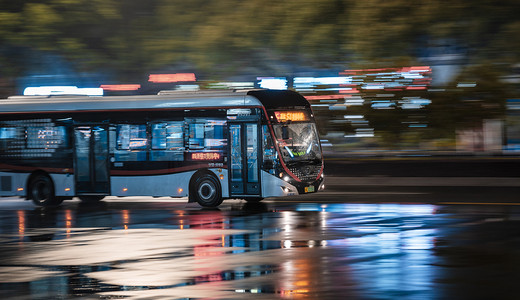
65,210,73,238
274,111,308,122
100,84,141,91
122,210,130,230
148,73,196,83
17,210,25,237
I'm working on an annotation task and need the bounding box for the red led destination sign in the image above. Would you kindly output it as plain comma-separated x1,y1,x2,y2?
190,152,222,161
274,111,309,122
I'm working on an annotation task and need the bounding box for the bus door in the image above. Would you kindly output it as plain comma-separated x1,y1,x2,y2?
73,125,110,195
228,121,261,197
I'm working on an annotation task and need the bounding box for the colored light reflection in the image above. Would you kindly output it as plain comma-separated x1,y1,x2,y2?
279,259,311,298
122,210,130,230
65,210,72,238
17,210,25,238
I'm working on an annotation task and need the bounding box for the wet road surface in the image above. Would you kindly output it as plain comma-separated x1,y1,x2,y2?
1,184,520,299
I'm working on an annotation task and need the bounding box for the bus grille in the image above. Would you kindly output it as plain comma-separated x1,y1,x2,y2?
288,165,322,182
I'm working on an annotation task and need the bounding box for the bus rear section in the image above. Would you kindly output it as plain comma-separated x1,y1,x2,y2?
0,89,324,207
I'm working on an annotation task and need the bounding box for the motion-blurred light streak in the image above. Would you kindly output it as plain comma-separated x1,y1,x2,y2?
100,84,141,91
23,86,103,96
257,77,287,90
148,73,197,83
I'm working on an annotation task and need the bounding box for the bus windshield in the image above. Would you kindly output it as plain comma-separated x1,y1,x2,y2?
273,122,322,164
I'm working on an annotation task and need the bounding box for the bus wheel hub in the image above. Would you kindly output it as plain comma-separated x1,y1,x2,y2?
199,182,216,200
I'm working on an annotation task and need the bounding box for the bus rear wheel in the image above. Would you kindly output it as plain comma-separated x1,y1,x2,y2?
29,174,63,207
191,173,223,207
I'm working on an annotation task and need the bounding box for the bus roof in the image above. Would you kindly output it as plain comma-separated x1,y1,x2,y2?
0,91,262,113
0,90,310,114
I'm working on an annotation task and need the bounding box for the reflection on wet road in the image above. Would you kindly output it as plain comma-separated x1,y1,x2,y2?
1,199,520,299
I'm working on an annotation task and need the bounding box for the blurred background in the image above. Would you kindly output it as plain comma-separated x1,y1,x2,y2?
1,0,519,155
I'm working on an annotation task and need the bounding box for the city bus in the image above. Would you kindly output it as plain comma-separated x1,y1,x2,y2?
0,89,324,207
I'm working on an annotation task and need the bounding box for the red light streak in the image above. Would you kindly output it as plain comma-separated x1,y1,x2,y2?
304,95,345,101
341,66,431,76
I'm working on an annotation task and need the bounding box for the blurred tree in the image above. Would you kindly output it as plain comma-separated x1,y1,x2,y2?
0,0,518,93
0,0,162,81
145,0,208,69
425,64,509,142
344,0,520,63
450,64,508,126
359,102,408,149
0,0,25,79
344,0,423,61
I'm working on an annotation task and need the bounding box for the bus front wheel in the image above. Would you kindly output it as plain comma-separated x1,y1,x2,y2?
191,173,223,207
29,174,63,207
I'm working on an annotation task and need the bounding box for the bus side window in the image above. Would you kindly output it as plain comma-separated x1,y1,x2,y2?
115,124,147,161
150,122,184,161
109,126,116,155
0,127,23,152
188,123,205,149
204,120,226,150
26,126,68,150
184,118,227,160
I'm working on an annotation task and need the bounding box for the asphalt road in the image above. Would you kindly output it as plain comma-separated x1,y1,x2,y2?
0,157,518,299
316,157,520,205
1,197,520,299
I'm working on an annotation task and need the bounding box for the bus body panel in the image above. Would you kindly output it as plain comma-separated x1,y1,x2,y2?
0,172,28,197
261,170,299,197
50,173,75,197
208,168,229,198
109,168,228,198
0,90,324,206
1,94,263,114
110,171,194,197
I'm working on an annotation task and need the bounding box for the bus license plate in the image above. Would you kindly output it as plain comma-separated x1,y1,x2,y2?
305,186,315,193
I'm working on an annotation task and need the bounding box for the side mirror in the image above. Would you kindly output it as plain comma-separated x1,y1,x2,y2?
282,125,289,140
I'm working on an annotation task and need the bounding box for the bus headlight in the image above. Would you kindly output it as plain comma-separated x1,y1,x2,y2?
281,186,293,193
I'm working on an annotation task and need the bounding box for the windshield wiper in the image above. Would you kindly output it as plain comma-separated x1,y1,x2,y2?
299,158,322,164
283,158,321,167
283,160,301,167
